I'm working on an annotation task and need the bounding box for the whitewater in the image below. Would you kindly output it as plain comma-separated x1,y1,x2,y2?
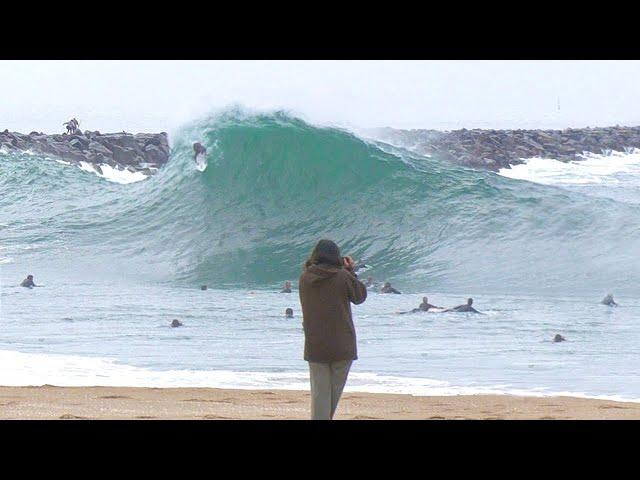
1,109,639,400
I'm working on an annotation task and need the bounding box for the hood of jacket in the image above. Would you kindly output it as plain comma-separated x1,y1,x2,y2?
304,263,345,284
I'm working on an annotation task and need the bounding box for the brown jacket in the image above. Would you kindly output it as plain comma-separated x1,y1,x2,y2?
299,263,367,363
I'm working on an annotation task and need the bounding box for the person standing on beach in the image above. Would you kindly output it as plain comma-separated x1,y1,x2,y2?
299,239,367,420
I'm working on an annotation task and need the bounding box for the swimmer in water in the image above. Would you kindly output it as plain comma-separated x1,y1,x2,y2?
380,282,401,294
281,281,292,293
285,308,294,318
443,298,480,313
553,334,566,343
20,275,38,288
171,319,183,328
601,294,618,306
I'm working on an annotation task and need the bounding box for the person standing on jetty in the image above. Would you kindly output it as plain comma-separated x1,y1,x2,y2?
299,239,367,420
63,118,79,135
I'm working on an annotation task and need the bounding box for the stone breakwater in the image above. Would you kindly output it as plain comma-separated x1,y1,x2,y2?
371,126,640,171
0,129,170,176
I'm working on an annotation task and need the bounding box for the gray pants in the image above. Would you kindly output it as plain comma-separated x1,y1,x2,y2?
308,360,352,420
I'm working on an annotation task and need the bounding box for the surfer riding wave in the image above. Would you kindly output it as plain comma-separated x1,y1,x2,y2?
193,142,208,171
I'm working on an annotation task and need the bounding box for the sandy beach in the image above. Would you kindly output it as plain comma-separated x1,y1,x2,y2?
1,386,639,419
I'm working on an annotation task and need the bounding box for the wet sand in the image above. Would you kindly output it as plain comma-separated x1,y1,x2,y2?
1,386,639,419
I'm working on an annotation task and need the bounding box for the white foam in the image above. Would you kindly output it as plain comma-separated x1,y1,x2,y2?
78,161,148,184
498,149,640,186
1,349,637,403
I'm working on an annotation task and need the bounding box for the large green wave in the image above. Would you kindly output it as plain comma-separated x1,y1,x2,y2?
2,109,640,295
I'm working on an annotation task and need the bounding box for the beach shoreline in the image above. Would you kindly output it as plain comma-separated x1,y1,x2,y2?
1,386,639,420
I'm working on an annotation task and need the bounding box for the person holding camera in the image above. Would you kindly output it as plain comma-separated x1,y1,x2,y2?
298,239,368,420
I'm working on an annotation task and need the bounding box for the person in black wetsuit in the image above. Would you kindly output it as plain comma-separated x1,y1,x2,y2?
601,294,618,306
281,281,292,293
380,282,401,294
285,308,294,318
193,142,207,164
398,296,443,314
444,298,480,313
414,296,441,312
20,275,37,288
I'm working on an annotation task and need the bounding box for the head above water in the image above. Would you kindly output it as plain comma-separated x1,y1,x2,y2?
27,275,33,280
284,281,291,288
467,298,473,305
285,308,293,317
305,239,342,268
384,282,391,288
423,296,428,303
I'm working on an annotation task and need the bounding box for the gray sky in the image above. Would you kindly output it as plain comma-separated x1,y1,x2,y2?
1,60,639,135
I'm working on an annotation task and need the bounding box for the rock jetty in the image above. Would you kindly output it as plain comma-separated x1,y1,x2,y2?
371,126,640,171
0,129,170,176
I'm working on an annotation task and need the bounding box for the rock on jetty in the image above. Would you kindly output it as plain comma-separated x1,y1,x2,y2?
0,129,170,176
371,126,640,171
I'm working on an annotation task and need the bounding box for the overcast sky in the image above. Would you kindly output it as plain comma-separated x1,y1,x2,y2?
1,60,639,135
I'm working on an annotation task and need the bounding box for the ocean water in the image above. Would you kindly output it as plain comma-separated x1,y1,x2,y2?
2,109,640,401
